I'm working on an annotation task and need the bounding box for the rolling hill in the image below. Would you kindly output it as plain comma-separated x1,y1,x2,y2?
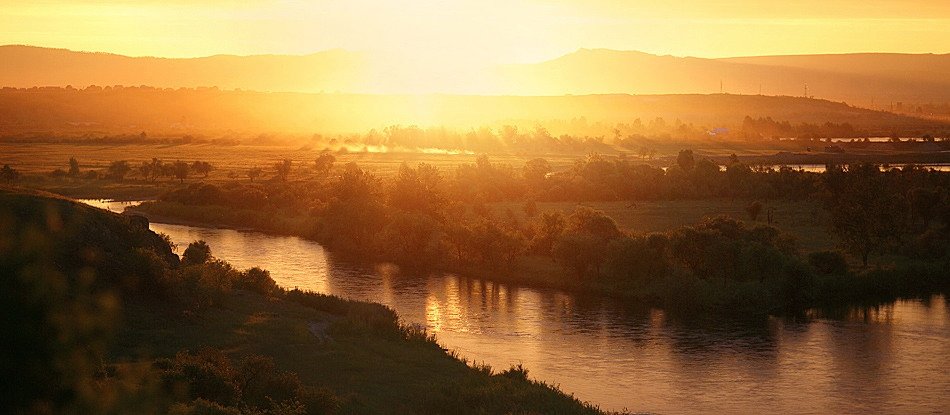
1,45,948,110
1,87,946,137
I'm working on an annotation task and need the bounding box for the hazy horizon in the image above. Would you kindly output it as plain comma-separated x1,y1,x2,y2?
5,43,949,62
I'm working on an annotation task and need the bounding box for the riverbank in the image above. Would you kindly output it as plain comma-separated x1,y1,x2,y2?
128,200,591,292
2,188,609,414
128,200,949,317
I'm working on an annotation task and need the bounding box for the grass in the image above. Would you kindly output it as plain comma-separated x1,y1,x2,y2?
495,198,837,254
0,142,580,179
115,291,604,414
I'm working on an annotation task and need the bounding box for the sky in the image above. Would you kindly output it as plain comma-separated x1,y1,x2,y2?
1,0,948,63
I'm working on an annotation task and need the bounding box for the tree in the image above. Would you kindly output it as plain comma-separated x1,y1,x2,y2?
173,161,190,184
529,211,565,255
677,149,695,172
380,213,441,266
146,158,164,182
238,267,279,296
823,164,907,266
139,161,154,182
321,163,387,253
553,234,605,278
182,240,212,266
565,207,622,240
389,163,443,215
551,208,622,277
247,167,262,182
808,251,848,275
314,152,335,176
523,158,550,188
726,162,752,196
192,161,214,178
67,157,80,177
160,163,176,181
0,164,19,183
106,160,131,181
274,159,292,181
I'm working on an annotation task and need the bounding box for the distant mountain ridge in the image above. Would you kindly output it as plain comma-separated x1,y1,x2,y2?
1,45,949,108
498,48,950,107
0,45,369,93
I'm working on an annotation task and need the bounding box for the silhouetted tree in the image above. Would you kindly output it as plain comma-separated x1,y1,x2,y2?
67,157,80,177
182,240,211,266
173,161,190,184
529,211,565,255
147,158,165,182
523,158,550,188
0,164,19,183
247,167,262,182
389,163,443,215
314,152,335,176
139,161,154,182
677,149,695,172
823,164,907,266
808,251,849,275
106,160,131,181
192,161,214,178
274,159,292,181
553,234,604,278
238,267,279,296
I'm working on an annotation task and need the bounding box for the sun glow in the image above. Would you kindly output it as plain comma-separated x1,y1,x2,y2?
1,1,948,96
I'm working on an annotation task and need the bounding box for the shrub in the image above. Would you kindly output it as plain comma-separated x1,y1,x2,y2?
182,240,212,266
159,349,339,414
808,251,849,275
161,348,241,407
238,267,279,296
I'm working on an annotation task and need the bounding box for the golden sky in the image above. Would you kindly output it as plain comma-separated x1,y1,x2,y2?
1,0,948,63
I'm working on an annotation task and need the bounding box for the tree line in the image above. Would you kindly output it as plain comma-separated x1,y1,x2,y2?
138,153,949,313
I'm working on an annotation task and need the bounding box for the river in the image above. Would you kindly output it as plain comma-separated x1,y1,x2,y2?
84,199,950,414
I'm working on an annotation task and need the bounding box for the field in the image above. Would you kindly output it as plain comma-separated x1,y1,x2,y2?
1,142,579,179
494,198,835,254
5,142,839,255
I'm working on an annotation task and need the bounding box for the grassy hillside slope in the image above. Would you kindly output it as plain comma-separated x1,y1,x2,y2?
0,187,605,414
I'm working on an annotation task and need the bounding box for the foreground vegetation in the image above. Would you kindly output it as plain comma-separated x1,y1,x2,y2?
0,188,604,414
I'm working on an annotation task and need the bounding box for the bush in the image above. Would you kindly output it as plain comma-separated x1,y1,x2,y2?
161,348,241,407
182,240,212,266
808,251,849,275
238,267,280,296
159,348,339,415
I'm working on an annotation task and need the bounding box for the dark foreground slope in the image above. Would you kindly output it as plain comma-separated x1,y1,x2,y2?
0,187,604,414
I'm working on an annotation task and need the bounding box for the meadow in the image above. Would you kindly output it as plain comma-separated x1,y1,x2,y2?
493,198,834,253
